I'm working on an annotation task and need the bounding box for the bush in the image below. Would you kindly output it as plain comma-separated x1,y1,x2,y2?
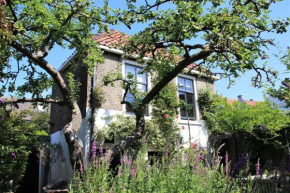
0,108,37,192
69,144,253,193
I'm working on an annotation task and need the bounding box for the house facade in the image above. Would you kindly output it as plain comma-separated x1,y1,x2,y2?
49,30,219,181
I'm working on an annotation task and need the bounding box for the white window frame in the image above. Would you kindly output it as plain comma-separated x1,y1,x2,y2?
176,74,200,124
121,59,152,116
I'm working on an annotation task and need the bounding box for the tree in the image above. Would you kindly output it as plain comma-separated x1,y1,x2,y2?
268,49,290,106
104,0,290,159
0,0,117,170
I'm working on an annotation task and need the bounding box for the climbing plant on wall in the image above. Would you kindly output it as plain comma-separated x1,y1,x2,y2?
94,82,180,152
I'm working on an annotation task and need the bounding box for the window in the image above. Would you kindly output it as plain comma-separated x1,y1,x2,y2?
125,64,147,113
178,77,196,120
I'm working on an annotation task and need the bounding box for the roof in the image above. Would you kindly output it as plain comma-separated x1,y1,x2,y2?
93,29,129,48
226,98,258,106
93,30,201,71
59,29,220,80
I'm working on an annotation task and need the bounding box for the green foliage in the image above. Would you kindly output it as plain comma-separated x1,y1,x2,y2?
198,89,290,145
0,108,37,192
95,83,181,151
0,0,116,97
268,49,290,108
121,0,289,88
148,82,180,151
69,145,253,193
92,86,106,109
66,72,82,103
30,110,50,136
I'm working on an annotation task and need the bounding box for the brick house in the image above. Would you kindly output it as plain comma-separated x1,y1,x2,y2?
49,29,220,181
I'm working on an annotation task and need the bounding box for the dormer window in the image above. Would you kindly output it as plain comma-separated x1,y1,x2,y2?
178,77,196,120
125,63,147,113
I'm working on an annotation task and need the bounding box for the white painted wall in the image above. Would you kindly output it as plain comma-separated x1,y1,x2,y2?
49,108,92,182
94,108,209,150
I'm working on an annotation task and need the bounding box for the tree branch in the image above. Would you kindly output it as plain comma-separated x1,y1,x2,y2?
4,98,65,105
142,45,212,105
6,0,17,22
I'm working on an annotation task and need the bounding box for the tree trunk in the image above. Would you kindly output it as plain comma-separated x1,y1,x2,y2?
63,102,84,171
105,115,145,161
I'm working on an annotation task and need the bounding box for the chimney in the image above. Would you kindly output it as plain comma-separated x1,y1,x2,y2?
250,99,253,101
237,95,245,103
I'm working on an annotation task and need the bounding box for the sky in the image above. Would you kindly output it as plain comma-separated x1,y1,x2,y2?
6,0,290,101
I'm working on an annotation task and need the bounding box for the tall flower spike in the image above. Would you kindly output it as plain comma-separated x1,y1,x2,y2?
0,98,4,104
91,141,97,163
11,152,16,159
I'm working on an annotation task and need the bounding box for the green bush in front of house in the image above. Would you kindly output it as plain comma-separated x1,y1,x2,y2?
198,89,290,146
0,107,37,192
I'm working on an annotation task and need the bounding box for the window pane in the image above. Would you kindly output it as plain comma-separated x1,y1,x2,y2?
136,68,147,84
179,92,186,102
125,93,134,102
125,65,135,77
185,79,193,92
126,104,134,113
177,77,185,91
137,84,147,91
180,106,187,118
187,105,195,119
179,92,187,117
186,93,194,104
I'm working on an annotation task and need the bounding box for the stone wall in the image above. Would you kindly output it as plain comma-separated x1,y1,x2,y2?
95,52,123,111
50,60,90,134
196,76,215,93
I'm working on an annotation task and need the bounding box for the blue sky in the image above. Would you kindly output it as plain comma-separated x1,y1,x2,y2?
7,0,290,101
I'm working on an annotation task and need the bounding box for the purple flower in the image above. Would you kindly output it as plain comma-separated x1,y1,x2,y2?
225,153,229,175
183,153,189,162
120,158,123,165
259,124,269,130
79,162,83,174
256,161,260,176
231,153,248,177
282,81,290,89
92,141,97,160
200,153,205,161
10,152,16,159
195,154,200,163
0,98,4,104
165,149,168,158
131,166,135,177
118,167,121,177
12,102,19,109
99,146,103,157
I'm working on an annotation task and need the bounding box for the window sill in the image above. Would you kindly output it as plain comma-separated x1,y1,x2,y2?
178,119,204,125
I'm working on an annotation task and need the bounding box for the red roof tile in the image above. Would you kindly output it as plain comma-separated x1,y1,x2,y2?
93,29,201,71
226,98,258,106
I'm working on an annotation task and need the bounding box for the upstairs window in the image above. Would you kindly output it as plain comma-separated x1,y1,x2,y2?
125,64,147,113
178,77,196,120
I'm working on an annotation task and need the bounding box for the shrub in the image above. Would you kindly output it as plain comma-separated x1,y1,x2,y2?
0,108,37,192
69,144,253,193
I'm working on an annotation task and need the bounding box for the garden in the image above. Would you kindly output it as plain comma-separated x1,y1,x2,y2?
1,0,290,192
